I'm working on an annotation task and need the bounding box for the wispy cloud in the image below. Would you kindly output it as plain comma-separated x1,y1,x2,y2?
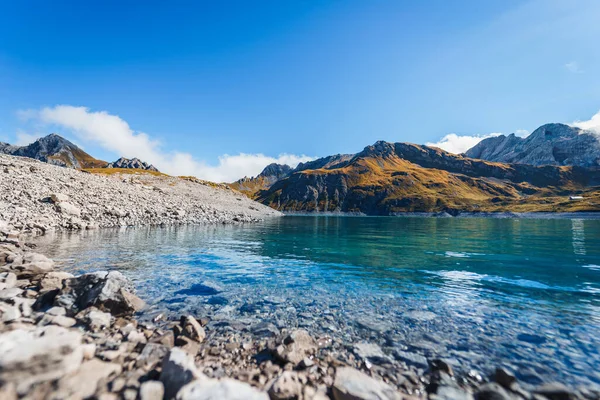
15,129,44,146
426,133,503,154
571,109,600,134
18,105,314,182
427,129,530,154
565,61,583,74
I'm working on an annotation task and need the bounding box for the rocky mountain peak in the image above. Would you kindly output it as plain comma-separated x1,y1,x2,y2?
465,123,600,167
106,157,159,172
0,133,107,169
258,163,292,180
357,141,396,158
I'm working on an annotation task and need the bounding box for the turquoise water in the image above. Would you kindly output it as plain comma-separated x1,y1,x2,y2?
37,216,600,386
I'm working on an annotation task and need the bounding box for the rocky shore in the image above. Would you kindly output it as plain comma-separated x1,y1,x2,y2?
1,223,599,400
0,154,280,234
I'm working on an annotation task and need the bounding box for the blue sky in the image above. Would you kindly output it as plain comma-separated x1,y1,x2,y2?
1,0,599,181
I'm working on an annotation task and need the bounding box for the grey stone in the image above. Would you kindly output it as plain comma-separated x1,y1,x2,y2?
77,307,112,331
54,271,144,316
475,383,513,400
393,350,429,369
534,383,576,400
37,313,77,327
434,386,474,400
181,315,206,342
353,342,392,365
268,371,303,400
137,343,169,370
332,367,401,400
275,329,318,365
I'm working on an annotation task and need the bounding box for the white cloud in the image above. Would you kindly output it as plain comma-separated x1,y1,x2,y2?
515,129,529,137
565,61,583,74
18,105,313,182
15,129,43,146
572,110,600,134
427,127,532,154
426,132,503,154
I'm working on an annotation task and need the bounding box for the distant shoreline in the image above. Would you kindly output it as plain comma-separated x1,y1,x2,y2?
282,211,600,219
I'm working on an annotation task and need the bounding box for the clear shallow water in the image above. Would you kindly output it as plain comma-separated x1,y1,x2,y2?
35,216,600,386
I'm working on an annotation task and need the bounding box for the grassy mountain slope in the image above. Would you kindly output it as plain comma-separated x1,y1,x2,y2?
254,141,600,214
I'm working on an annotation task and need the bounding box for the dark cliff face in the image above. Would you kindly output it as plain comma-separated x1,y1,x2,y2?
465,123,600,167
0,134,107,169
106,157,159,172
255,141,600,215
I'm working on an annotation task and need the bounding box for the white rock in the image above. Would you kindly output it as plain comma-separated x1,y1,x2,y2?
56,201,81,217
0,302,21,322
50,193,69,203
0,326,83,394
52,358,121,399
140,380,165,400
177,378,269,400
0,272,17,290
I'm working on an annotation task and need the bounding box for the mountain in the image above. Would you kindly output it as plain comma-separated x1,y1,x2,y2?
230,155,355,195
465,123,600,167
106,157,159,172
252,141,600,214
0,134,107,169
230,163,293,195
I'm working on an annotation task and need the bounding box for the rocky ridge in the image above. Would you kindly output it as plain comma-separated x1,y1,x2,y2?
464,123,600,167
106,157,159,172
1,224,596,400
0,153,281,234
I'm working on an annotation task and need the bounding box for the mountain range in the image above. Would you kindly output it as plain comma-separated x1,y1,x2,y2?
465,123,600,167
0,134,158,172
232,123,600,214
2,125,599,214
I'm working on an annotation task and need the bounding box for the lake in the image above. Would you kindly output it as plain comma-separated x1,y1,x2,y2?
34,216,600,386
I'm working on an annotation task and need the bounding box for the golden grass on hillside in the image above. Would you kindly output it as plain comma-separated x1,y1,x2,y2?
178,176,230,190
255,150,600,214
82,168,167,177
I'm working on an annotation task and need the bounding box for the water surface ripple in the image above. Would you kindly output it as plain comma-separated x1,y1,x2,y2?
35,216,600,386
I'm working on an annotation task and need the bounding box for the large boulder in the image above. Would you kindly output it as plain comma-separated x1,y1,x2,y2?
332,367,401,400
54,271,144,316
0,326,83,394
